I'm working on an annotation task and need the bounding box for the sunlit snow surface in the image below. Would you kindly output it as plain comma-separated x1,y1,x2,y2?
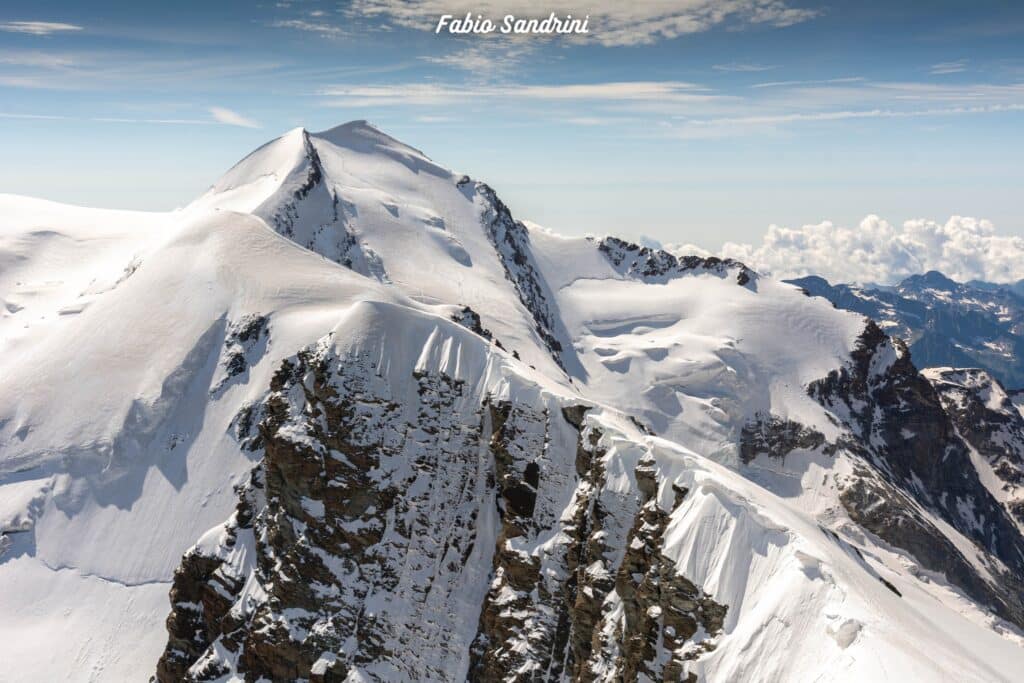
1,122,1022,681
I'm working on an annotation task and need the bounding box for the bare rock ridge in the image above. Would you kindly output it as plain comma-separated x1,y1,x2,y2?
457,177,569,372
598,236,755,288
256,128,388,281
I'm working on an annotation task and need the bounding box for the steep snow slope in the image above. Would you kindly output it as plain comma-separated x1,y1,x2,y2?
189,122,569,379
2,122,1024,681
0,197,436,679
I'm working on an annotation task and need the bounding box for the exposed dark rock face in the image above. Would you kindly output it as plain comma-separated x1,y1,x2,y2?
925,368,1024,526
157,475,260,682
159,339,727,681
450,305,502,348
468,407,726,683
740,415,826,463
262,130,388,282
808,321,1024,627
598,236,756,288
458,177,567,371
600,459,726,683
212,314,269,395
264,130,326,240
468,403,622,683
158,339,497,680
230,400,265,452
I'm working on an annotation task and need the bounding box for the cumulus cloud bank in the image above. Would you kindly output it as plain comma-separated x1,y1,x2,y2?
710,216,1024,285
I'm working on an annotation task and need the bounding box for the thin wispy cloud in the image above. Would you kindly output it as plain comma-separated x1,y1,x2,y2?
0,49,285,91
268,19,346,38
320,81,722,107
93,117,211,125
0,111,68,120
420,41,536,76
1,109,259,127
561,115,645,127
0,51,76,68
669,103,1024,138
348,1,820,46
1,112,210,125
317,72,1024,140
0,21,83,36
713,62,777,72
846,81,1024,104
753,76,865,88
930,59,968,75
209,106,260,128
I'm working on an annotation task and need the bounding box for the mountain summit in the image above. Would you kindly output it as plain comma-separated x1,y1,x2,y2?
1,122,1023,682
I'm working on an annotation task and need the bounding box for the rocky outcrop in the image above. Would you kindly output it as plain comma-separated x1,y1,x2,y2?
459,177,567,371
468,403,622,683
156,476,260,681
211,313,269,395
158,337,727,681
598,236,756,288
925,368,1024,526
809,322,1024,627
261,130,388,282
468,406,726,683
158,337,498,680
740,415,827,463
597,459,726,682
263,130,326,240
450,305,505,350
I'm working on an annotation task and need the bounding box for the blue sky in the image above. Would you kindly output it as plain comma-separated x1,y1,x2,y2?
2,0,1023,249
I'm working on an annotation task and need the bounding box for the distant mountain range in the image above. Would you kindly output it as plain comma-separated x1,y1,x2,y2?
789,271,1024,390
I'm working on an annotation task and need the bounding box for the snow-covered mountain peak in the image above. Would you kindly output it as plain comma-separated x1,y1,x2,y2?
196,125,314,213
194,120,452,217
311,119,448,177
6,122,1024,681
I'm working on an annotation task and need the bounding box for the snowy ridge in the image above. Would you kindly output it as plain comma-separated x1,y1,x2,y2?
2,121,1024,681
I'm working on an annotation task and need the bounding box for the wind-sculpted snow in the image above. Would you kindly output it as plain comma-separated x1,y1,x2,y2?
3,122,1024,681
